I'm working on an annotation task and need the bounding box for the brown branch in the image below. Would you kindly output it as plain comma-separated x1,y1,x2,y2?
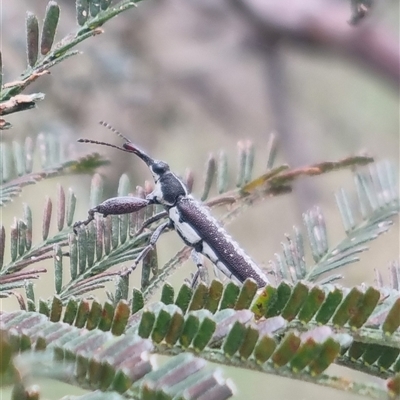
233,0,399,86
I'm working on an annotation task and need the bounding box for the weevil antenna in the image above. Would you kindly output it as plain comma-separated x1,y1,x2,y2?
77,138,130,152
99,120,132,143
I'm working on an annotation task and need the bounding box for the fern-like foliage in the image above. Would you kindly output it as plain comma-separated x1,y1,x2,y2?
1,310,234,399
0,134,108,298
2,275,400,398
0,134,108,207
0,0,131,296
270,160,399,284
0,0,140,128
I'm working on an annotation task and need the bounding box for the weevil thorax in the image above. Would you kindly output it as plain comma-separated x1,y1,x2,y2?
147,159,188,207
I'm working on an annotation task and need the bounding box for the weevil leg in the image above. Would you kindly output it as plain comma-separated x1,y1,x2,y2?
73,196,150,234
134,210,168,235
120,221,171,277
189,250,209,288
73,208,96,234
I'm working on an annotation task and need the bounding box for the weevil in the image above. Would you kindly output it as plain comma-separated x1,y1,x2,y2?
73,122,270,288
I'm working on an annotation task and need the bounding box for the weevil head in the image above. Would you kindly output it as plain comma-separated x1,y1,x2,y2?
149,160,170,181
121,141,187,206
79,122,188,207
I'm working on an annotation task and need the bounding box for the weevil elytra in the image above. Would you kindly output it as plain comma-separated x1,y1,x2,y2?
73,122,270,288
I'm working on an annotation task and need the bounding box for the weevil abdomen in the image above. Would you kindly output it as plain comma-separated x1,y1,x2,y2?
169,197,269,288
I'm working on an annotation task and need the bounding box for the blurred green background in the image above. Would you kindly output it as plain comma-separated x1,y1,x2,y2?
1,0,399,398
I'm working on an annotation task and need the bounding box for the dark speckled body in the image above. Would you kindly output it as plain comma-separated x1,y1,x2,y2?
75,129,270,287
169,196,269,287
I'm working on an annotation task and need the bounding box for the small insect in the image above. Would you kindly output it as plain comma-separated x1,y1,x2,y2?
73,122,270,288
